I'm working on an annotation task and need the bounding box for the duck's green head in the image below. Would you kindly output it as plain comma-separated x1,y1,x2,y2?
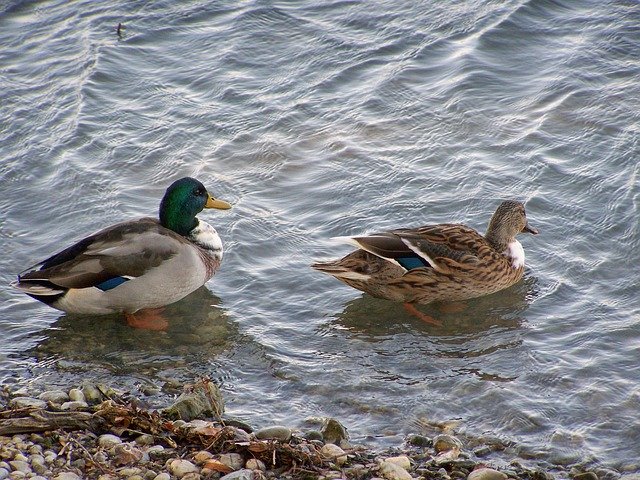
159,177,231,236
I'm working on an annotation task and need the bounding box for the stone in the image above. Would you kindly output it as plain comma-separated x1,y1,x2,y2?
38,391,69,404
135,434,155,446
220,470,255,480
433,434,463,453
112,444,144,466
378,460,412,480
153,474,171,480
220,453,244,471
53,474,81,480
384,456,411,471
168,459,199,478
68,388,86,403
320,444,347,466
321,418,349,445
406,434,431,447
163,380,224,421
468,468,508,480
82,384,103,404
0,469,8,480
8,398,46,410
245,458,265,471
254,426,292,442
8,461,30,474
60,401,89,411
98,434,123,449
193,451,214,464
304,430,324,441
571,474,598,480
181,474,201,480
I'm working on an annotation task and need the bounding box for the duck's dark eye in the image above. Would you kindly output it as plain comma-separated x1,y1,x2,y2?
194,187,203,196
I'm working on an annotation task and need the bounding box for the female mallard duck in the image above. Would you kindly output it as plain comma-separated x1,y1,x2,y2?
12,177,231,328
312,200,538,324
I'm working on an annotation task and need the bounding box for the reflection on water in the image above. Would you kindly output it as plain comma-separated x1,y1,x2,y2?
332,275,537,339
21,287,236,396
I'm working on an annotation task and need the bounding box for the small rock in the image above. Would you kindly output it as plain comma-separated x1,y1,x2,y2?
168,459,199,478
53,474,81,480
320,444,347,466
8,461,30,474
304,430,324,442
255,426,292,442
98,434,123,449
407,434,432,447
181,474,201,480
321,418,349,445
9,398,46,410
220,470,255,480
219,453,244,471
379,460,412,480
68,388,86,403
135,434,155,446
12,455,27,463
117,468,142,477
468,468,508,480
384,456,411,471
153,474,171,480
60,401,88,411
38,391,69,404
81,384,103,404
245,458,265,471
572,474,598,480
112,444,144,466
433,434,463,453
193,451,214,464
163,380,224,421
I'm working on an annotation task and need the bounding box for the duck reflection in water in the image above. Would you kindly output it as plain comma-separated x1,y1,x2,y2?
26,286,236,375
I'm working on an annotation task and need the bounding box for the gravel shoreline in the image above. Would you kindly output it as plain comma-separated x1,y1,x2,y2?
0,380,612,480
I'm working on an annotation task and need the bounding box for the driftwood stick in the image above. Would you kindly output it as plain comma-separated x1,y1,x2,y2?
0,410,104,435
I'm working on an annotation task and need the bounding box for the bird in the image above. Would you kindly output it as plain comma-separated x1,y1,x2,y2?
312,200,538,325
12,177,231,329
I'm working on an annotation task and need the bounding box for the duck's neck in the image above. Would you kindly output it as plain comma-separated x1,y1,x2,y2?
485,228,523,268
188,219,224,262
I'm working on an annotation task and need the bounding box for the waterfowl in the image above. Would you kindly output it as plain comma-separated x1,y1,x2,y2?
12,177,231,328
312,200,538,324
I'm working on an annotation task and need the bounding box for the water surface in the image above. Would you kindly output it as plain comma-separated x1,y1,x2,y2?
1,0,639,475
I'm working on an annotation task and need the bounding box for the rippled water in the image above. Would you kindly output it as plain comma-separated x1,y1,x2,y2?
1,0,639,474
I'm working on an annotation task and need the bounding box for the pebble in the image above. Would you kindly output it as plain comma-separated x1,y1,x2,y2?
219,453,244,471
468,468,507,480
38,390,69,404
220,470,255,480
433,434,463,453
81,384,102,404
320,444,347,466
135,434,155,446
304,430,324,442
572,474,598,480
153,474,170,480
0,470,8,480
68,388,86,403
53,474,81,480
60,401,89,411
254,425,292,442
321,418,349,445
406,434,431,448
168,459,199,478
245,458,265,471
384,456,411,471
378,460,412,480
98,434,123,448
8,398,47,410
8,461,30,474
192,451,214,464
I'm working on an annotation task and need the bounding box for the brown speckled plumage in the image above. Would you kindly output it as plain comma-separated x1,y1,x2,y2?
312,200,538,305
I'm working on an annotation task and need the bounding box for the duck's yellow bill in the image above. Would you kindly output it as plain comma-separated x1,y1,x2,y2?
205,195,232,210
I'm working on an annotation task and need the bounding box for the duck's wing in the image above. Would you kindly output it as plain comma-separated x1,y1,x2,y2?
391,224,492,273
14,218,183,294
335,224,489,273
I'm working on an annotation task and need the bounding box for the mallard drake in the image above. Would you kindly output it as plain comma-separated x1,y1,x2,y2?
312,200,538,324
12,177,231,328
